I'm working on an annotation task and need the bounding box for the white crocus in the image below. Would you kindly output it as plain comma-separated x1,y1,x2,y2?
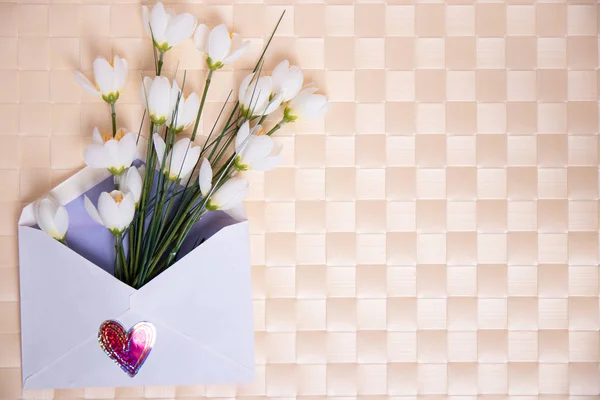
153,134,201,182
74,55,128,104
194,24,250,70
84,191,135,235
33,196,69,242
284,88,331,122
141,76,177,125
234,121,283,171
271,60,303,102
169,81,200,133
84,127,137,176
238,74,283,118
120,166,144,205
198,158,213,197
206,177,249,211
142,1,197,52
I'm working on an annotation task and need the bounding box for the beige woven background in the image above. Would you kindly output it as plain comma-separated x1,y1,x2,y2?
1,0,600,398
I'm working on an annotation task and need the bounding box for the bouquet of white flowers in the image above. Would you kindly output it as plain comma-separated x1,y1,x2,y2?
19,2,329,388
35,1,329,290
18,2,329,387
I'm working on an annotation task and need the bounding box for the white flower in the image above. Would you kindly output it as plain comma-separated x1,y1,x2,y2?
120,166,144,205
141,76,178,125
84,127,137,176
169,81,200,133
284,88,330,122
194,24,250,70
206,177,248,211
271,60,303,102
238,73,283,118
142,1,197,52
198,158,213,197
84,191,135,235
234,121,283,171
34,196,69,241
74,56,128,104
153,134,201,181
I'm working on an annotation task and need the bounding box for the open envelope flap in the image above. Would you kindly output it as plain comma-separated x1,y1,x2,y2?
18,137,147,227
19,226,135,386
130,220,255,374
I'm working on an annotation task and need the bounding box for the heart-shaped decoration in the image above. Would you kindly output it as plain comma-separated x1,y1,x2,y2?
98,320,156,377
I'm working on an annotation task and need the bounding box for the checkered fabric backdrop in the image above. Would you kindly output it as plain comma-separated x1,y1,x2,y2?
0,0,599,399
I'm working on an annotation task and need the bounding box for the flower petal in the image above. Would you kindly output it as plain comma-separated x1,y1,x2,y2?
223,203,247,221
299,94,329,120
207,24,232,62
234,121,251,153
280,66,304,101
244,76,272,115
142,5,151,37
271,60,290,82
149,1,169,43
180,92,200,130
148,76,172,121
140,76,152,103
180,144,201,180
251,155,284,171
93,57,114,95
112,55,128,93
222,34,249,64
168,137,199,179
83,195,104,226
199,158,213,197
240,135,274,166
152,133,166,167
165,13,196,47
92,127,103,144
238,73,254,105
166,137,189,178
122,166,143,203
84,144,110,168
34,198,58,237
97,192,121,230
262,93,283,115
118,192,136,230
169,80,183,125
74,71,99,95
117,132,137,170
53,204,69,238
193,24,210,52
211,177,249,210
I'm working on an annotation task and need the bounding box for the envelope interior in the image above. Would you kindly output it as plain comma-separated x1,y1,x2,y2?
46,174,239,277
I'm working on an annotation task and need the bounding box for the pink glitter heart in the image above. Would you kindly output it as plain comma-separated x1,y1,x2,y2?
98,320,156,377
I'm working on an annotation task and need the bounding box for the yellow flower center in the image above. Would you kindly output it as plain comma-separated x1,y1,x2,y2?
111,192,124,203
255,127,266,136
229,31,234,39
103,129,126,143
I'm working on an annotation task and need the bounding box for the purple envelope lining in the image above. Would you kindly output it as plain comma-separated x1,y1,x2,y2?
42,169,237,278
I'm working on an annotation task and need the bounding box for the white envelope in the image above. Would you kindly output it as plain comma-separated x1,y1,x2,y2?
17,142,255,389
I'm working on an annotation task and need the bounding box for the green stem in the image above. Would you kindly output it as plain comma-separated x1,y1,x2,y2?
130,123,156,282
267,119,286,136
135,127,175,287
161,178,180,226
113,173,120,191
115,234,125,281
191,69,213,141
157,51,164,76
110,103,117,137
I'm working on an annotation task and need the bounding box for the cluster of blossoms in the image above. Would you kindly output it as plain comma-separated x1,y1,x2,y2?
33,1,329,285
